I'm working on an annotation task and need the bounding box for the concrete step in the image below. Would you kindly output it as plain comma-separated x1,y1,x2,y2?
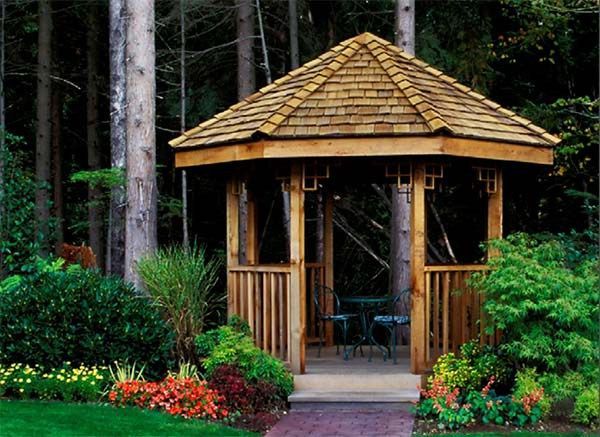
294,373,421,391
288,389,420,406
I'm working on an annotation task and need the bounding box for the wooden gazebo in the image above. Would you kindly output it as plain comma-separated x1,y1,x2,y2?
170,32,558,375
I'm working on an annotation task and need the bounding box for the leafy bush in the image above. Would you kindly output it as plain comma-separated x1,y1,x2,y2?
108,377,228,420
431,341,510,392
572,386,599,426
0,265,174,377
416,375,544,430
470,233,599,374
0,363,109,402
196,319,294,397
138,245,225,363
513,368,551,418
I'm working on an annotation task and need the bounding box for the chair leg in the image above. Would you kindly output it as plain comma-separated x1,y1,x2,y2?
392,326,398,365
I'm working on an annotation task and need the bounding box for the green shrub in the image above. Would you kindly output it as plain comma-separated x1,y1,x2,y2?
0,362,110,402
196,319,293,397
513,368,551,417
0,265,174,377
431,341,510,392
470,233,599,374
138,244,225,363
572,386,600,426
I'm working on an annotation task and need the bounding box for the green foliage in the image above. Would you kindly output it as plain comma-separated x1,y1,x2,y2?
572,386,600,426
70,168,125,190
513,368,551,417
0,137,50,276
0,362,110,402
137,244,225,363
195,320,293,397
0,265,174,377
470,233,599,374
430,341,510,392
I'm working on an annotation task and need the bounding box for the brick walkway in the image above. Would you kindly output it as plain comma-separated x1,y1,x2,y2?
266,409,414,437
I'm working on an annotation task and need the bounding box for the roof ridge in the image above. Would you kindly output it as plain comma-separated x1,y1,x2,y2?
168,40,355,147
256,40,361,136
380,45,560,146
367,38,452,134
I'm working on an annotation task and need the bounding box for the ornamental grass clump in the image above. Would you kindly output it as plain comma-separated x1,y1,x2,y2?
138,245,225,363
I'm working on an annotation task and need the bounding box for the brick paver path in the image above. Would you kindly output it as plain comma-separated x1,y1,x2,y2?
267,409,414,437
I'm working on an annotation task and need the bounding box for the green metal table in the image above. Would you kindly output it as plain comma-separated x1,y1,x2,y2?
339,295,393,356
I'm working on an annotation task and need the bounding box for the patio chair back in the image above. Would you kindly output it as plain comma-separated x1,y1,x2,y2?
390,287,411,317
314,283,341,319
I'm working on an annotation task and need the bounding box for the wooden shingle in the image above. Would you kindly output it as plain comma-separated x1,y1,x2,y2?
170,32,559,149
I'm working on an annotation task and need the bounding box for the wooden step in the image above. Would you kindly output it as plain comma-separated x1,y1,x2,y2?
294,373,421,391
288,389,420,408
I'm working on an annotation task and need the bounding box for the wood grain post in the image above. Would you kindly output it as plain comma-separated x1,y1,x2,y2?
324,188,335,346
246,188,258,264
226,178,240,317
289,162,306,374
487,167,503,253
410,162,427,374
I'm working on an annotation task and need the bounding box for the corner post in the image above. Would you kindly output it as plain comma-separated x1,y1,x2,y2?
487,167,503,252
289,162,306,374
410,162,427,374
324,188,335,345
226,178,240,317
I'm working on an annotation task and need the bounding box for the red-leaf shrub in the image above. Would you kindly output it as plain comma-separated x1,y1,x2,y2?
207,364,285,415
108,377,228,420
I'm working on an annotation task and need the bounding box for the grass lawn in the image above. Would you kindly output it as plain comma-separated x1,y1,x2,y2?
0,400,257,436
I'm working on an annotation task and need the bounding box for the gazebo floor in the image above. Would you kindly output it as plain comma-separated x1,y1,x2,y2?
289,346,421,407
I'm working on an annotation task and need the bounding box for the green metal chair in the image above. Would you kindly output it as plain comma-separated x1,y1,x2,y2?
368,288,411,364
314,284,358,360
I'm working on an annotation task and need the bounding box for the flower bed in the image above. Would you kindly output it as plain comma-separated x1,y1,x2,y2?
108,377,229,421
0,362,109,402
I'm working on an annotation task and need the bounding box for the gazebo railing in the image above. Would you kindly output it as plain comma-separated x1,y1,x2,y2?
424,264,498,368
228,265,291,362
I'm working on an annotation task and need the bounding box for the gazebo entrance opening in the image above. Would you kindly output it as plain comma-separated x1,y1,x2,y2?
224,157,501,375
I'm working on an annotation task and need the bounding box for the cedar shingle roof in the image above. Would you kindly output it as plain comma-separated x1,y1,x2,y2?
170,32,560,149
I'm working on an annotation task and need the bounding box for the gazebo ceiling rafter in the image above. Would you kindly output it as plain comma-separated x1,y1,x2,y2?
170,32,559,165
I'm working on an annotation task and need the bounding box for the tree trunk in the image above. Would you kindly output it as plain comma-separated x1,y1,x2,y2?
124,0,157,289
51,89,63,254
35,0,53,256
0,0,5,271
87,6,104,270
180,0,189,249
391,0,415,344
236,0,255,264
288,0,299,69
108,0,127,277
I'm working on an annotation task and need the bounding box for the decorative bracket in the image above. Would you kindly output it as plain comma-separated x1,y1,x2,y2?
385,162,412,189
230,177,246,196
424,164,444,190
474,167,497,194
302,161,330,191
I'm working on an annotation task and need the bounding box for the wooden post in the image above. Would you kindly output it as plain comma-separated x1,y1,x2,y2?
226,178,240,317
487,167,503,253
410,162,427,374
246,189,258,264
324,188,334,346
289,162,306,374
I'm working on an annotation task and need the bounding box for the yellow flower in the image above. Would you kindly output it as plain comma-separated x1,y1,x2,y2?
90,381,95,386
19,388,24,393
72,376,78,382
17,378,23,383
26,379,31,383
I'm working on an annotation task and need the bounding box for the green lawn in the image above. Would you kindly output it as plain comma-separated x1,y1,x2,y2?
0,400,256,437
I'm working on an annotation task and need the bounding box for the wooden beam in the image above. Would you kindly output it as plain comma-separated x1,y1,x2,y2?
487,167,503,256
324,189,335,346
410,162,427,374
289,162,306,374
226,179,240,317
174,136,554,167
